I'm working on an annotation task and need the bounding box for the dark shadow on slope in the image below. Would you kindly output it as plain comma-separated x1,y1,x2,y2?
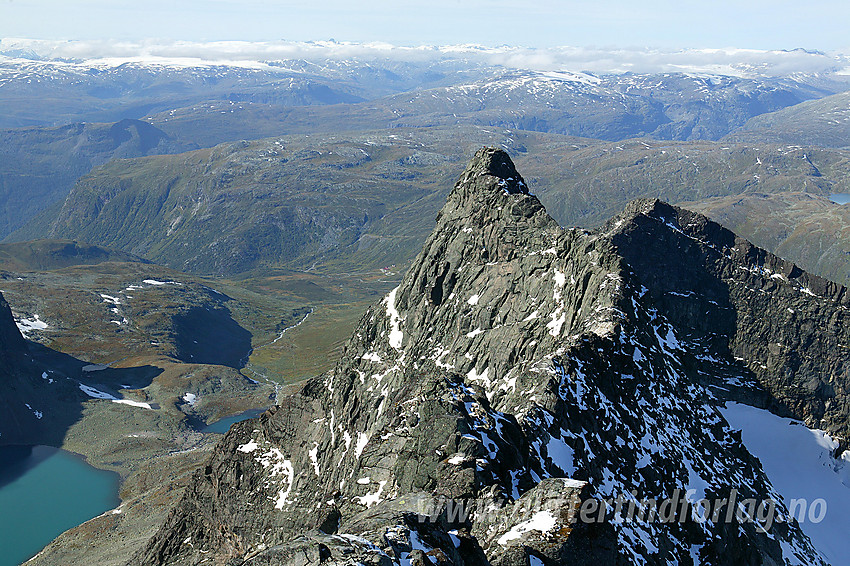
608,201,739,354
171,305,253,369
0,239,149,271
108,119,170,153
0,446,52,490
0,340,163,476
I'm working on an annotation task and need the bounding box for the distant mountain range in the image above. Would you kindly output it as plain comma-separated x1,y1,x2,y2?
0,52,493,128
139,70,850,147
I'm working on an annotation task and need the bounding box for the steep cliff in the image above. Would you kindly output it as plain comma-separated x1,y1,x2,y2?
132,148,849,566
0,290,44,443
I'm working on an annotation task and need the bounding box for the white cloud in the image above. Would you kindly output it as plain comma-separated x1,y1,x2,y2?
0,38,847,78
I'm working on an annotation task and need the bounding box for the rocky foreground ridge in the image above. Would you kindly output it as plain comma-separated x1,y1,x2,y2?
131,149,849,566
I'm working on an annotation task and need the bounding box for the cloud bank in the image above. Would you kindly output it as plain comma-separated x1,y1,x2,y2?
1,38,847,77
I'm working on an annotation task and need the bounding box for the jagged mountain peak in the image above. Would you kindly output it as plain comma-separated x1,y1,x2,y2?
457,147,529,196
133,149,849,566
396,147,571,323
438,148,538,223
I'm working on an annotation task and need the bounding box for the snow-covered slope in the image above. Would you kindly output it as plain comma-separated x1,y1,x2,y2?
722,402,850,564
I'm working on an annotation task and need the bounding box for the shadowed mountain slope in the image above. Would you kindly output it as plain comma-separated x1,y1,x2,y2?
0,119,196,238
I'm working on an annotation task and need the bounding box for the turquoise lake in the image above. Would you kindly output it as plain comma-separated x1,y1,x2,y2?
0,445,119,566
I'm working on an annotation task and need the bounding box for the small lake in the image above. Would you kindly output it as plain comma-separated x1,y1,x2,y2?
830,193,850,205
201,408,267,434
0,445,119,566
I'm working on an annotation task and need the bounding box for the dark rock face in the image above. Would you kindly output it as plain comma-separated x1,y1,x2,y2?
132,149,847,566
604,199,850,437
0,290,45,444
0,292,26,355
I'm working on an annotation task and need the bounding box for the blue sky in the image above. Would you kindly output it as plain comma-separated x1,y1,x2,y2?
1,0,848,51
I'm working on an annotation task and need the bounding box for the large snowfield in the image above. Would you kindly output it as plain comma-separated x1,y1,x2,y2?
721,402,850,564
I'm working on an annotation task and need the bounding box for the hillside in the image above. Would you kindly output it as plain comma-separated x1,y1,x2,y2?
24,127,587,275
24,128,850,286
726,90,850,148
0,119,195,238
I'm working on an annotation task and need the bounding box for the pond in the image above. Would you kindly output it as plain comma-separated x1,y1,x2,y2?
201,408,267,434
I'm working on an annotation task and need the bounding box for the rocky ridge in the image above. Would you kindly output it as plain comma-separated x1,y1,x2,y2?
132,149,848,565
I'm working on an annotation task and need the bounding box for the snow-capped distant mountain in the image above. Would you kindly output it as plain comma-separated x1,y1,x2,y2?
2,38,849,133
3,38,849,77
343,68,850,141
0,54,371,128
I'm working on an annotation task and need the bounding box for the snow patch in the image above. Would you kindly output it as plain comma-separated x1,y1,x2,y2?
237,440,260,453
553,269,567,288
273,460,295,508
546,434,576,475
79,383,115,399
466,366,491,388
24,403,43,419
522,310,540,322
355,480,387,507
383,287,404,350
252,446,296,508
721,402,850,564
497,510,558,545
309,443,321,476
546,311,567,337
354,432,369,459
16,315,47,335
362,352,382,363
112,399,153,410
